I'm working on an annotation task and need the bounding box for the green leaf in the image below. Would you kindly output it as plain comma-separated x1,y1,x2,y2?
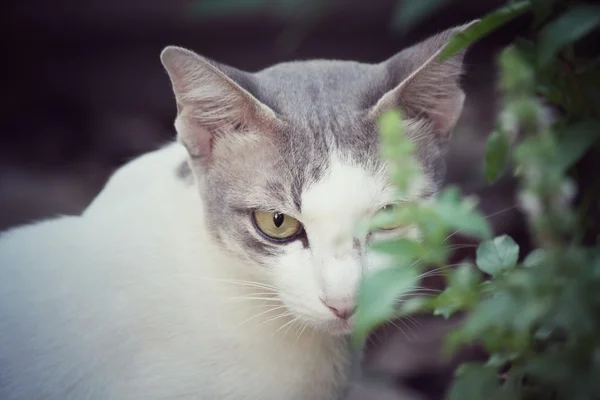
433,264,481,319
368,238,422,258
538,5,600,65
498,45,536,95
523,248,547,268
378,109,407,140
555,119,600,171
433,188,492,240
368,206,412,232
486,352,519,368
522,353,573,389
447,364,505,400
530,0,557,28
485,130,510,183
352,266,418,347
449,264,481,294
456,290,544,352
391,0,454,32
433,293,464,319
434,293,462,319
399,296,432,315
476,235,520,276
579,67,600,116
439,1,531,61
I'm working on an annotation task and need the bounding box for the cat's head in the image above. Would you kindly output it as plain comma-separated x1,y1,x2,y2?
161,23,472,336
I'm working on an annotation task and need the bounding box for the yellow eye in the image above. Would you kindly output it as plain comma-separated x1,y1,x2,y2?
252,211,303,241
376,204,405,231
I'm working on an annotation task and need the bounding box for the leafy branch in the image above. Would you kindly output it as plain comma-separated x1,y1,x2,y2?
356,1,600,399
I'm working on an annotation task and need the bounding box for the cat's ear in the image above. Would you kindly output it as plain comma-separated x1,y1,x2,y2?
160,46,279,165
369,21,477,135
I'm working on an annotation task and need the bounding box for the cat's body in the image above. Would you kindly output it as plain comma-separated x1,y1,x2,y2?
0,23,473,400
0,143,349,400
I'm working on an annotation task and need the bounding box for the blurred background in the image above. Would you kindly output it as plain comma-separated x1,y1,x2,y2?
0,0,535,399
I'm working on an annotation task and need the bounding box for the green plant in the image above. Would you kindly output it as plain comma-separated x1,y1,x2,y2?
354,1,600,399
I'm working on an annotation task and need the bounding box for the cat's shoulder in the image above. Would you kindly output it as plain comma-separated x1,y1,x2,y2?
110,141,187,182
0,141,192,249
84,141,190,216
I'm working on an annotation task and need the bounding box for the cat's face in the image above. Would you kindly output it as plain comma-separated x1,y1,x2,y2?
161,23,471,335
200,123,432,335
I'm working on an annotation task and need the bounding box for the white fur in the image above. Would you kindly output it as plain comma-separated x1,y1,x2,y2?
299,154,391,309
0,142,414,400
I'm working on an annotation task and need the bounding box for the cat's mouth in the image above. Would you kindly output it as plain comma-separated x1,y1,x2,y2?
324,317,355,336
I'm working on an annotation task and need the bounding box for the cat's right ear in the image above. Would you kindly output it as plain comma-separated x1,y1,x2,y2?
367,21,478,138
160,46,279,166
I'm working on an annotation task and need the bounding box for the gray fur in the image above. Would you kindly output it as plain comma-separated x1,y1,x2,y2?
163,23,471,261
175,159,193,184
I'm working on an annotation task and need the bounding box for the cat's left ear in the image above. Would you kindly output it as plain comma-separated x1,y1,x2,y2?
369,21,478,135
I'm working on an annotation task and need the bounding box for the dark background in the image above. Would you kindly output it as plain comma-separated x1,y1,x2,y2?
0,1,532,398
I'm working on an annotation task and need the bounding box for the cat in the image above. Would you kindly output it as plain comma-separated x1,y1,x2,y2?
0,22,473,400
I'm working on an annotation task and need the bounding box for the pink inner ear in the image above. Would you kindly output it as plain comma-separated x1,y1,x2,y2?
434,90,466,133
176,117,214,164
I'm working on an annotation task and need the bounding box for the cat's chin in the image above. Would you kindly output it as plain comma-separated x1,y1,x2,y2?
322,319,355,337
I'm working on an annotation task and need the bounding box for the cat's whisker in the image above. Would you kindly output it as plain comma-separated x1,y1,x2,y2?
402,282,442,290
193,277,277,291
292,322,310,348
401,290,441,297
256,311,294,329
175,274,277,294
396,291,439,300
243,303,285,308
232,292,280,297
395,286,442,295
400,314,423,330
388,319,412,341
236,305,289,329
227,296,281,302
419,262,478,278
416,271,444,279
483,204,518,220
415,268,450,279
283,317,301,339
391,309,422,325
374,330,387,344
442,204,517,243
393,293,438,308
388,245,477,278
389,316,422,342
273,316,300,337
367,336,376,347
446,244,478,250
396,294,439,302
397,318,418,340
412,262,479,282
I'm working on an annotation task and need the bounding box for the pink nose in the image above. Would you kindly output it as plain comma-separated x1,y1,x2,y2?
321,298,357,320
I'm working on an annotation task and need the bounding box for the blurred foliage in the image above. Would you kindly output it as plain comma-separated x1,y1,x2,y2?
391,0,454,32
353,1,600,399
